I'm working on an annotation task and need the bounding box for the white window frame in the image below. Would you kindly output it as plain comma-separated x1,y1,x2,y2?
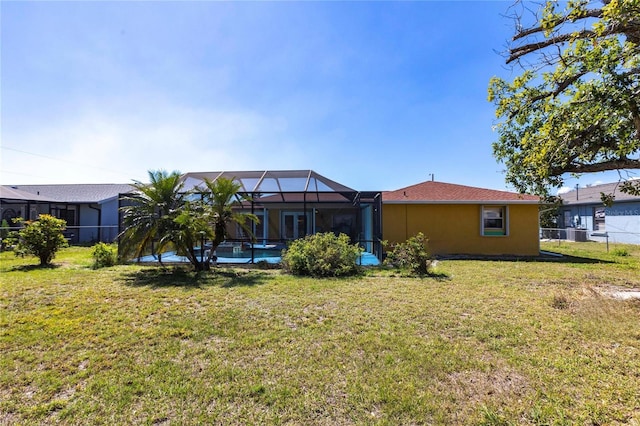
481,205,508,237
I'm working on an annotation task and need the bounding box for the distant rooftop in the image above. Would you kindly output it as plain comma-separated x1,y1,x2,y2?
0,186,57,202
559,181,640,205
383,180,539,203
6,184,134,203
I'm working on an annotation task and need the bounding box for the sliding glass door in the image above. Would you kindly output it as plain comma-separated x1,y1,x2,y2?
282,211,312,240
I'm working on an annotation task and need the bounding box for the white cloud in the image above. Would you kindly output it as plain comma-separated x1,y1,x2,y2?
557,186,573,195
2,98,307,184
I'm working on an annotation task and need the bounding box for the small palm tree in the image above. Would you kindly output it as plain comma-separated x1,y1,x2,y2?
118,170,185,265
120,172,258,271
195,177,258,268
170,200,215,270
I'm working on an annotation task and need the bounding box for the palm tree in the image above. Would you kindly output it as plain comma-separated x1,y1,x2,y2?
170,199,215,270
118,170,186,265
119,172,257,271
195,177,258,268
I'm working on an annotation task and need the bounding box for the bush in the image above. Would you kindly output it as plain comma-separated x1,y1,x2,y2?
92,242,117,268
14,214,68,266
281,232,363,277
384,232,433,276
0,219,15,251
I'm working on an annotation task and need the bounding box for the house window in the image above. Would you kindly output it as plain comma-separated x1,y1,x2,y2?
50,205,77,226
482,206,507,236
594,207,605,231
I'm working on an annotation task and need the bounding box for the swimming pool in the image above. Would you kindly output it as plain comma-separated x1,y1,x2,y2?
137,248,380,266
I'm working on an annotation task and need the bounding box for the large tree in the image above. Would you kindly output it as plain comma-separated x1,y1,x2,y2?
489,0,640,198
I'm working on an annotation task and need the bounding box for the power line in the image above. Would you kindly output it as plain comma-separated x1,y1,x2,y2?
1,169,48,180
1,145,132,178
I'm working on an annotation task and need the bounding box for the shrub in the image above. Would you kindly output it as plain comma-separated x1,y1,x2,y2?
384,232,433,276
14,214,68,266
281,232,363,277
0,219,16,251
92,242,117,268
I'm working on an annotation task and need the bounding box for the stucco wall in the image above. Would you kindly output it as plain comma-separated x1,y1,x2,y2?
382,203,540,256
561,201,640,245
606,202,640,244
100,198,121,242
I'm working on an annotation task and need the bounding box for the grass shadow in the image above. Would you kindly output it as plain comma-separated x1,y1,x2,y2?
9,263,63,272
437,253,614,265
377,266,452,281
539,253,615,264
120,266,272,289
427,271,451,281
218,269,274,288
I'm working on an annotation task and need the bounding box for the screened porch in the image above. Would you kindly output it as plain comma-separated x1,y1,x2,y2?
180,170,383,263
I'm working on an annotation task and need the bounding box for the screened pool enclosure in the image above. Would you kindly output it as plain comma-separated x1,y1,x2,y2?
124,170,383,265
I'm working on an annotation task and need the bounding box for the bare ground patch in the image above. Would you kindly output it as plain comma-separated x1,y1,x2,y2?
443,366,530,421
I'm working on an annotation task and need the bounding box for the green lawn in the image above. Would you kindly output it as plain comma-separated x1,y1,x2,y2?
2,242,640,425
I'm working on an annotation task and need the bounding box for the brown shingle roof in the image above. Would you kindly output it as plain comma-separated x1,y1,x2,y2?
383,181,539,203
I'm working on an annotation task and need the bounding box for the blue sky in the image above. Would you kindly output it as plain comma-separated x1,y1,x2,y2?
1,1,615,192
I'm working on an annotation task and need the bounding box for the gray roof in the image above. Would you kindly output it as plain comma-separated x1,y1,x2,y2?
559,182,640,205
0,186,57,202
6,184,134,203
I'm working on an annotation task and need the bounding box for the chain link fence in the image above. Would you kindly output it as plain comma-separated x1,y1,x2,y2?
540,227,640,247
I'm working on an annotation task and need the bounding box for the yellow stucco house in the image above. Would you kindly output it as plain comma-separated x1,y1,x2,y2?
382,180,540,257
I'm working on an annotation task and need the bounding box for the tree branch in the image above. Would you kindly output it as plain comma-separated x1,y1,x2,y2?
508,20,639,64
508,29,598,63
507,70,590,119
551,158,640,175
513,9,603,41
